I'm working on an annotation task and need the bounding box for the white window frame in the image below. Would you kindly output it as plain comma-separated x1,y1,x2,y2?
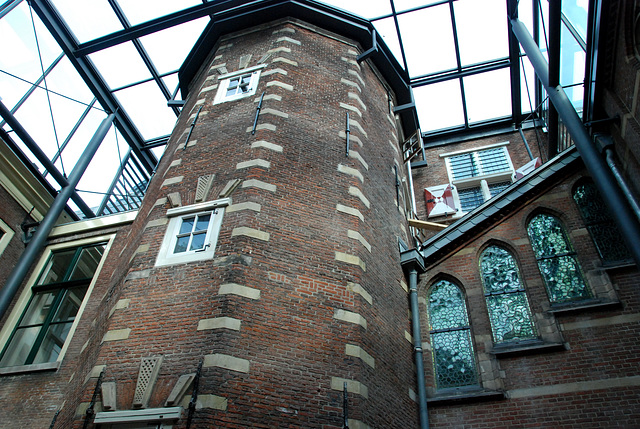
0,234,114,374
0,218,15,258
155,198,229,267
441,144,515,214
213,65,265,104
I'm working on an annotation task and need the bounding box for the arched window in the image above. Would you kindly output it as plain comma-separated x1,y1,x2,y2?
527,214,591,303
427,279,478,389
573,182,632,264
480,246,537,343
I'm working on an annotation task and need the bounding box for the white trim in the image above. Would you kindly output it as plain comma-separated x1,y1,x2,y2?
0,218,15,257
156,199,228,267
94,407,183,423
166,198,230,217
0,234,115,369
48,210,138,238
439,141,510,158
216,64,266,80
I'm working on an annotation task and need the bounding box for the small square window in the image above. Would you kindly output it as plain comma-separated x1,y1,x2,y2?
213,65,264,104
155,199,229,267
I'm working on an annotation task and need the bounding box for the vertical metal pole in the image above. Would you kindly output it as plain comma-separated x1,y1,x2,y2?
0,114,115,319
345,112,350,157
510,17,640,267
409,268,429,429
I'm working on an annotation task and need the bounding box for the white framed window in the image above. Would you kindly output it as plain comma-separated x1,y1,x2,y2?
155,198,229,267
0,218,15,258
213,65,265,104
430,144,515,215
0,235,112,373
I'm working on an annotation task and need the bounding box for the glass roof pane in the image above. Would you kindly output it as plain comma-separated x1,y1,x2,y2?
88,41,152,90
114,81,177,140
463,68,512,124
0,2,62,86
454,0,508,66
393,0,443,14
51,0,123,43
372,17,404,68
44,57,94,105
139,17,209,75
116,0,201,26
13,87,58,158
0,72,33,111
162,74,180,97
318,0,392,19
520,57,536,116
414,80,465,133
76,124,131,210
517,0,535,39
54,107,106,175
562,0,588,43
398,4,457,78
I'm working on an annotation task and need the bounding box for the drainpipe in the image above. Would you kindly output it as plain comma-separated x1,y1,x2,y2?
509,16,640,267
0,113,115,320
595,135,640,223
401,249,428,429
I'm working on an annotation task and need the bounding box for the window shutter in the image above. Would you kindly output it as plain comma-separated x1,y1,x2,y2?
425,184,457,218
515,157,542,180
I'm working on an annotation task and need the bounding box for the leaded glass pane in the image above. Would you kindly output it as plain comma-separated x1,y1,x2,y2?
480,246,522,294
538,255,590,302
431,330,478,389
573,182,632,263
486,293,536,342
478,148,510,175
480,246,537,342
458,187,484,211
489,181,512,197
528,214,571,257
428,280,469,330
428,280,478,389
449,153,477,180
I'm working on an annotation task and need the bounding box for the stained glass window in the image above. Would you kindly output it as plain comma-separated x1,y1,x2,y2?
427,279,478,389
527,214,591,303
573,182,632,264
480,246,537,343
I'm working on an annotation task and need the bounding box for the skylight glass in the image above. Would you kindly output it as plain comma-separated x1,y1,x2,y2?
50,0,123,43
414,80,465,132
464,68,512,124
88,41,152,90
116,0,202,26
454,0,508,66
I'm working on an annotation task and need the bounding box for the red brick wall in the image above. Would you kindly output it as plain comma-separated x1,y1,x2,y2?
417,165,640,428
47,20,418,429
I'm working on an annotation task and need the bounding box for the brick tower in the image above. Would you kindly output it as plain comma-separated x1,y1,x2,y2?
61,2,421,428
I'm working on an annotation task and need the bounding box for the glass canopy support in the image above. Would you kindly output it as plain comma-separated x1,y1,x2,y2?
509,6,640,268
30,0,157,174
0,113,115,320
0,98,95,218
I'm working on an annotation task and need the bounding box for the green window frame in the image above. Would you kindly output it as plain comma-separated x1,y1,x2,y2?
427,279,479,390
479,245,537,343
0,242,106,368
527,213,591,304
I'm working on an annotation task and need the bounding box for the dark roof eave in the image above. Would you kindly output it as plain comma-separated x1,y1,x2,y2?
178,0,417,133
418,146,582,265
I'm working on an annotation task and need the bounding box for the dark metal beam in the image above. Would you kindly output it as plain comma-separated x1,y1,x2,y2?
30,0,157,174
0,114,115,320
0,98,95,218
410,58,510,87
510,16,640,267
507,0,522,125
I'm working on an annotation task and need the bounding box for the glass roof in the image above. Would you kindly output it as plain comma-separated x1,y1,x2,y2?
0,0,590,218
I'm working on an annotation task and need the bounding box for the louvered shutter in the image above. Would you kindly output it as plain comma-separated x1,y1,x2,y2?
425,184,457,218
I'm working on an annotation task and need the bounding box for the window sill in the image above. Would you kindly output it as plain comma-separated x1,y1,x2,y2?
548,299,622,315
490,339,565,357
601,260,636,270
427,388,504,405
0,361,60,375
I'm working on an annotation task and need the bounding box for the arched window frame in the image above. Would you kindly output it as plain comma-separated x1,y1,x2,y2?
427,278,479,391
479,245,538,343
572,180,633,265
527,212,591,304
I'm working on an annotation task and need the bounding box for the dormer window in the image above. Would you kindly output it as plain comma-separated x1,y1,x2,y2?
213,65,265,104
